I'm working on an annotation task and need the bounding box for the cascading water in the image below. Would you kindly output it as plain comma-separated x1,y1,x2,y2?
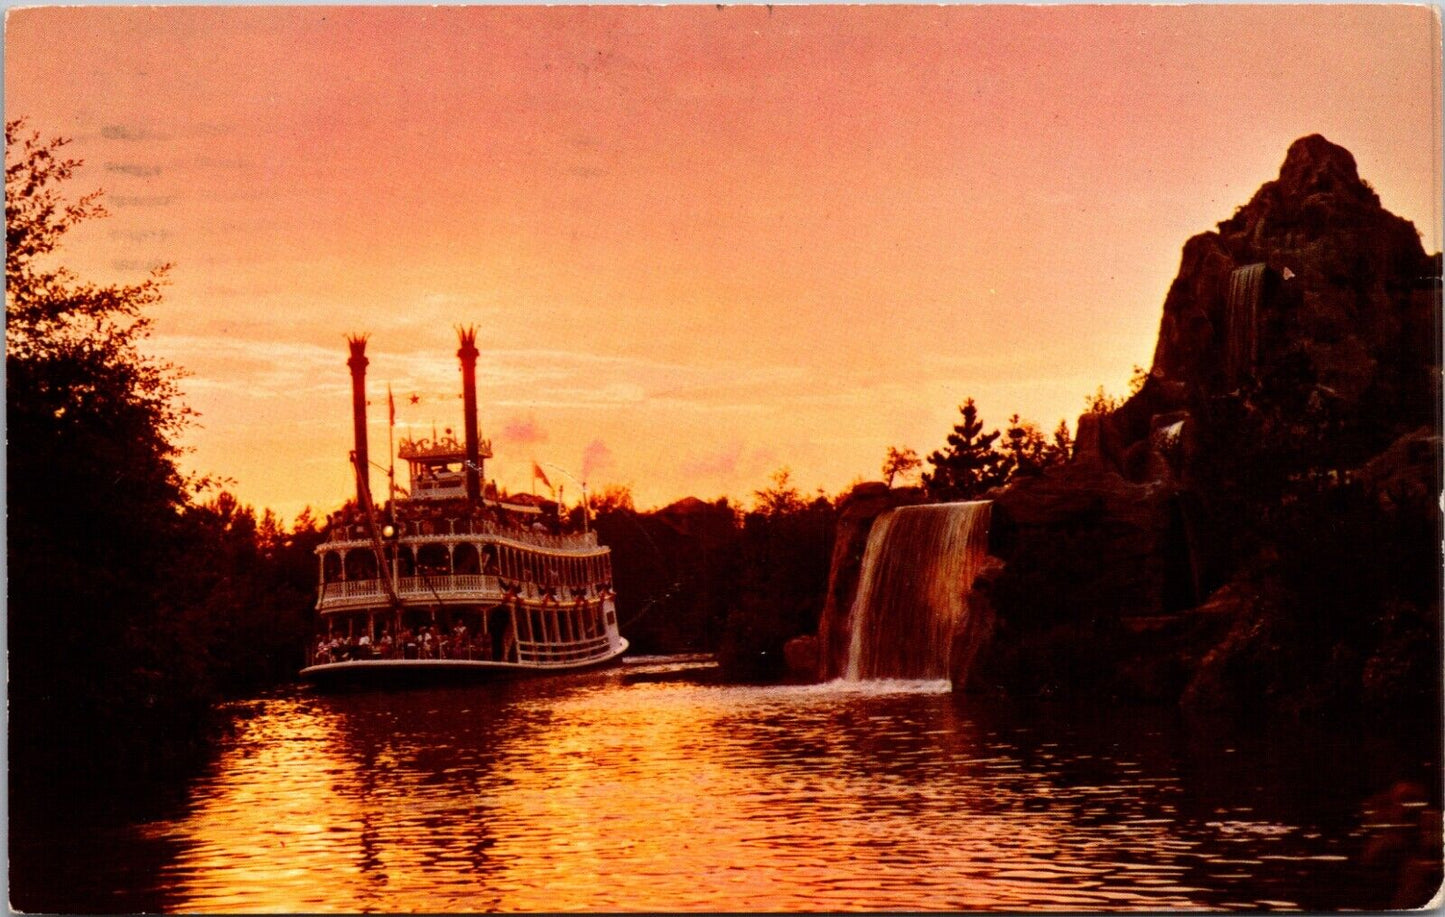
842,502,991,681
1226,263,1266,387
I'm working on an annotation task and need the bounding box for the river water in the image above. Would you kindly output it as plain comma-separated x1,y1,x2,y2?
19,657,1439,912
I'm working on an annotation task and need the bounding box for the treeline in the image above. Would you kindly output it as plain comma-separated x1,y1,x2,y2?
6,121,324,817
578,482,822,677
589,388,1085,681
579,472,838,681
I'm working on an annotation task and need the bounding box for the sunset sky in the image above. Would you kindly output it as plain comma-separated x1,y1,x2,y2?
6,5,1440,520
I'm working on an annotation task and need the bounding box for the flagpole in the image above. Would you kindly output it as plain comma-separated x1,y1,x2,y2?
539,462,586,533
581,481,589,534
387,384,396,514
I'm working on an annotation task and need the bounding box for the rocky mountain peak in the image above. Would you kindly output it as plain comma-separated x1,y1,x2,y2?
1141,135,1436,425
1273,133,1372,204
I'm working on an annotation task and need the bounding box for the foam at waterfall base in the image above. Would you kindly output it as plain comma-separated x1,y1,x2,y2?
814,678,951,696
695,679,952,706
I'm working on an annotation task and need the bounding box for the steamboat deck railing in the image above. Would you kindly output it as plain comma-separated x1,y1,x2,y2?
516,634,614,666
318,575,608,610
306,635,618,668
327,520,599,552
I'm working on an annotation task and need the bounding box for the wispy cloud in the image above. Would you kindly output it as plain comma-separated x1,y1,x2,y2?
110,258,169,272
150,334,355,399
372,343,811,413
100,123,167,142
109,228,169,243
108,194,174,208
105,162,162,177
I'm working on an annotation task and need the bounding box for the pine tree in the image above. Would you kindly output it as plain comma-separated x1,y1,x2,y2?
922,399,1008,500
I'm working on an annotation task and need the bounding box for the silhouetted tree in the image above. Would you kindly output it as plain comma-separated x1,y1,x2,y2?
720,479,836,681
589,494,740,656
1083,384,1123,415
1051,419,1074,462
752,467,807,516
590,483,635,515
7,118,209,812
881,445,921,487
167,492,324,695
922,399,1008,500
1001,414,1052,478
1082,365,1147,416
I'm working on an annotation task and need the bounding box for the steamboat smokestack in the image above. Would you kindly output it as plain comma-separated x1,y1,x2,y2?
457,326,482,505
346,334,372,508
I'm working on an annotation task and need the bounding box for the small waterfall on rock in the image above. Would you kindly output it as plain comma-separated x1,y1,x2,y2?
843,502,991,681
1226,263,1266,387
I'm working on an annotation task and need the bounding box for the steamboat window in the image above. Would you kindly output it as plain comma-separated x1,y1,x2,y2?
345,550,378,581
454,543,481,575
416,543,450,576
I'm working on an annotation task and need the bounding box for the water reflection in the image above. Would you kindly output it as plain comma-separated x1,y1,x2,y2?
122,662,1433,912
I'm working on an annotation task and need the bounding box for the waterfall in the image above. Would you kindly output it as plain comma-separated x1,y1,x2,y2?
1226,263,1266,387
842,502,991,681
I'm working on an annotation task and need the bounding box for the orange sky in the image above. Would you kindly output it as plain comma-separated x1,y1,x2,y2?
6,5,1440,520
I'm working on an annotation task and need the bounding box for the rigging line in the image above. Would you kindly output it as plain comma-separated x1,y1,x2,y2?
409,542,450,617
350,451,401,612
602,505,686,631
618,579,685,631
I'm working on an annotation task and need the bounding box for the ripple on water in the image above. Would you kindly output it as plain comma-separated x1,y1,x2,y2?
88,674,1430,912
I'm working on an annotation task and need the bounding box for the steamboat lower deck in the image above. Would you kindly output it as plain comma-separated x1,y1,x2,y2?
300,638,629,688
307,515,626,683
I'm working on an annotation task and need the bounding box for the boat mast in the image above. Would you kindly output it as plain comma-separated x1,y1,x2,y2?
346,334,372,509
457,325,483,507
345,333,401,620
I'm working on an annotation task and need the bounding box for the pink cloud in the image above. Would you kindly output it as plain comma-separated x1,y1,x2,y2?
500,415,548,445
580,439,613,481
681,441,744,479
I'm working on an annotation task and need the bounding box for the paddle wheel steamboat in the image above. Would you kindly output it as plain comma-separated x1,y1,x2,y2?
301,330,627,686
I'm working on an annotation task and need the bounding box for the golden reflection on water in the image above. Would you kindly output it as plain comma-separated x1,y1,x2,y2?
142,663,1368,912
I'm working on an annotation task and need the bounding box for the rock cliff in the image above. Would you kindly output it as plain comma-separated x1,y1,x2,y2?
1137,134,1436,441
957,135,1440,716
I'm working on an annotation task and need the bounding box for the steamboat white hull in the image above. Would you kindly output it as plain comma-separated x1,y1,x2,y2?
301,638,628,688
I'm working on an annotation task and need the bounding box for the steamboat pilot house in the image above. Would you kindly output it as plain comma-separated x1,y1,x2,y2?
302,330,627,685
